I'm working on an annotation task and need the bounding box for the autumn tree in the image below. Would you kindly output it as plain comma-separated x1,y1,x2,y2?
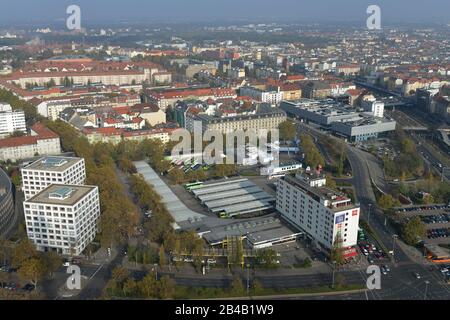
402,216,426,245
18,258,46,289
279,120,297,142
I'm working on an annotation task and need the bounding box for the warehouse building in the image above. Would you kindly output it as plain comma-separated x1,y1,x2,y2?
177,214,301,249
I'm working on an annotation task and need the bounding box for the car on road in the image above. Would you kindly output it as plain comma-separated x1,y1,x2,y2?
381,266,387,275
383,265,391,272
368,256,374,264
413,272,421,279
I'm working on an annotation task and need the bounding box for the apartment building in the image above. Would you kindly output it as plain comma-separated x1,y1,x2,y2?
21,156,86,200
276,171,360,251
240,86,284,105
185,108,287,134
0,122,61,162
0,103,26,138
23,184,100,255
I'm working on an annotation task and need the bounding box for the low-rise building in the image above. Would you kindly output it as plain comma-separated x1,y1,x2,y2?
0,123,61,162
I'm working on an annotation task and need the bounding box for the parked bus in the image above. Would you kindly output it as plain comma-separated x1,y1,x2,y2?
185,182,203,191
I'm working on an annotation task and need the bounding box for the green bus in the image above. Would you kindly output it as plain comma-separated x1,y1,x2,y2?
185,182,203,191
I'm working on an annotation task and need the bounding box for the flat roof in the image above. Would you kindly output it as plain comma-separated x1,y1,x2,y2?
134,161,205,224
205,192,274,209
25,184,97,206
192,181,255,196
210,199,274,215
198,186,262,203
194,214,300,246
23,156,83,172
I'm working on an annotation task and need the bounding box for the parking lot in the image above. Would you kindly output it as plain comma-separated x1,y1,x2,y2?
395,205,450,244
0,265,35,293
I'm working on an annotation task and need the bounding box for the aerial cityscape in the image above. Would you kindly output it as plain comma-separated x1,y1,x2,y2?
0,0,450,306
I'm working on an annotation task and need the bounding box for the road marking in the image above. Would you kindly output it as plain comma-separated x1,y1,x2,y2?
89,263,104,280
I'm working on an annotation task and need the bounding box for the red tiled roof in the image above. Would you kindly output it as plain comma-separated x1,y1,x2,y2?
0,136,38,148
30,122,60,139
0,122,59,148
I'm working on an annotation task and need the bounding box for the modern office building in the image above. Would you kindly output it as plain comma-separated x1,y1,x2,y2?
0,103,26,138
21,156,86,200
23,184,100,255
276,171,360,251
280,99,396,141
0,167,15,238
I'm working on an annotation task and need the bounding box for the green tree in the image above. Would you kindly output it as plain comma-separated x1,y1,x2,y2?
402,216,426,245
378,194,401,210
111,266,130,286
158,275,176,299
138,273,158,298
168,167,185,184
330,233,345,265
279,121,296,142
123,278,138,297
159,245,166,267
251,279,263,295
42,251,62,278
12,239,38,268
230,276,245,296
18,258,46,289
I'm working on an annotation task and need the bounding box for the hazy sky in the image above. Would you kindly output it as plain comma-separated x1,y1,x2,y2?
0,0,449,26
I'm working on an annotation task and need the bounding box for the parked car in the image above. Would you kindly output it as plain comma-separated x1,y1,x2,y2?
22,283,35,292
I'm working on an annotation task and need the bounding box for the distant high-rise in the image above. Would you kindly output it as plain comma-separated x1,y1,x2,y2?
0,103,26,138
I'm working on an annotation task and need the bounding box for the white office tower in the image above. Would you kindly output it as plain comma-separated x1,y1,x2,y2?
276,170,360,250
23,184,100,255
21,156,86,200
0,103,26,138
362,100,385,118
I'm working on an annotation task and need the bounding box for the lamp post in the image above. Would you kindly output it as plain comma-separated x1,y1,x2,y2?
392,234,398,265
424,280,430,300
246,264,250,296
331,261,336,289
153,264,158,281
